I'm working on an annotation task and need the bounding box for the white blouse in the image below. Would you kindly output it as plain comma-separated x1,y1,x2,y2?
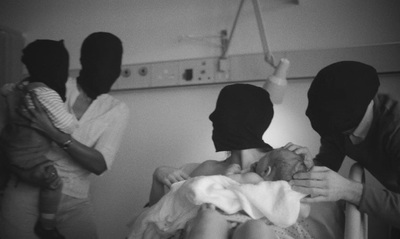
47,78,129,198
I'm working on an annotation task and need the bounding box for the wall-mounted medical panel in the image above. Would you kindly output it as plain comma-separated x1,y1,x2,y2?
69,42,400,91
114,64,152,90
178,58,216,85
151,61,179,87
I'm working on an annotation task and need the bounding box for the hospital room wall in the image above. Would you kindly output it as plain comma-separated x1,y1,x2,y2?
102,75,400,239
0,0,400,239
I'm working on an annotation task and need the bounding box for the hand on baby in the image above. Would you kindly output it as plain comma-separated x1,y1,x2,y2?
153,166,190,188
284,142,314,170
290,166,362,205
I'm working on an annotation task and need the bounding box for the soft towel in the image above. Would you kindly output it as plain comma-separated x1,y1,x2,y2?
127,175,306,239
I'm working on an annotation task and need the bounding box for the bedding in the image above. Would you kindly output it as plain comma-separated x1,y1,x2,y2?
127,175,309,239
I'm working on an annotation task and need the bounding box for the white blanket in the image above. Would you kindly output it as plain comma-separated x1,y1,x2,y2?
127,175,306,239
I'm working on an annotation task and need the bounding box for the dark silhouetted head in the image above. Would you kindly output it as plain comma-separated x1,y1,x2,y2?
209,84,274,152
21,39,69,101
78,32,123,99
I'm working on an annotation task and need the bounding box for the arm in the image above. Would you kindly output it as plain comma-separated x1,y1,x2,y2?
358,182,400,227
190,160,224,177
286,140,362,203
57,136,107,175
357,121,400,227
29,86,78,134
19,92,126,175
148,165,191,206
148,167,169,207
290,166,363,205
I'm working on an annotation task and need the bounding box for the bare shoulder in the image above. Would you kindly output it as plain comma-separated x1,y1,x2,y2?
190,160,225,177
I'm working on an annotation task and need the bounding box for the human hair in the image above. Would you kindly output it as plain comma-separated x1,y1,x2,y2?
267,148,307,181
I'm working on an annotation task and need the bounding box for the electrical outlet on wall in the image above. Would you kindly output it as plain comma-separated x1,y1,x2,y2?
151,61,180,87
178,58,216,85
115,64,151,90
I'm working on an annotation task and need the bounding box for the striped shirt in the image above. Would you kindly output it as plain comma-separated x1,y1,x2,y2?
26,85,78,134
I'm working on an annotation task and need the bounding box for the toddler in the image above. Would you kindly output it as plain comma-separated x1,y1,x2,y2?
0,39,77,239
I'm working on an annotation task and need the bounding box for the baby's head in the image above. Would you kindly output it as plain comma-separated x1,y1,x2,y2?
22,39,69,101
253,148,309,181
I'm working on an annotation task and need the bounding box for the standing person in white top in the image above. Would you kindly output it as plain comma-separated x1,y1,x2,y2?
0,32,129,239
0,39,76,239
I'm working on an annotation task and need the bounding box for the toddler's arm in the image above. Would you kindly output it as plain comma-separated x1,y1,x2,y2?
26,84,77,134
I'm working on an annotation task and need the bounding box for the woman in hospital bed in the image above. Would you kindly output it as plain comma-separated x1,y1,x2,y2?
127,148,313,239
127,60,344,239
127,80,315,238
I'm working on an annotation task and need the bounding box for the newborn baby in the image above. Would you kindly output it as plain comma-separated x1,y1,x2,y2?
226,147,312,184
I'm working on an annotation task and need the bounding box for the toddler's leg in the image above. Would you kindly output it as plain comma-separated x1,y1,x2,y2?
185,203,230,239
232,220,277,239
35,165,65,239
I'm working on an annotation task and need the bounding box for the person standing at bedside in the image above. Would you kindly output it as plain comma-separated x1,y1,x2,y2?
1,39,76,239
289,61,400,238
0,32,129,239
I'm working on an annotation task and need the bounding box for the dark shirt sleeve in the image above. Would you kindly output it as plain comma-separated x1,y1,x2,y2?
359,106,400,227
359,182,400,227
